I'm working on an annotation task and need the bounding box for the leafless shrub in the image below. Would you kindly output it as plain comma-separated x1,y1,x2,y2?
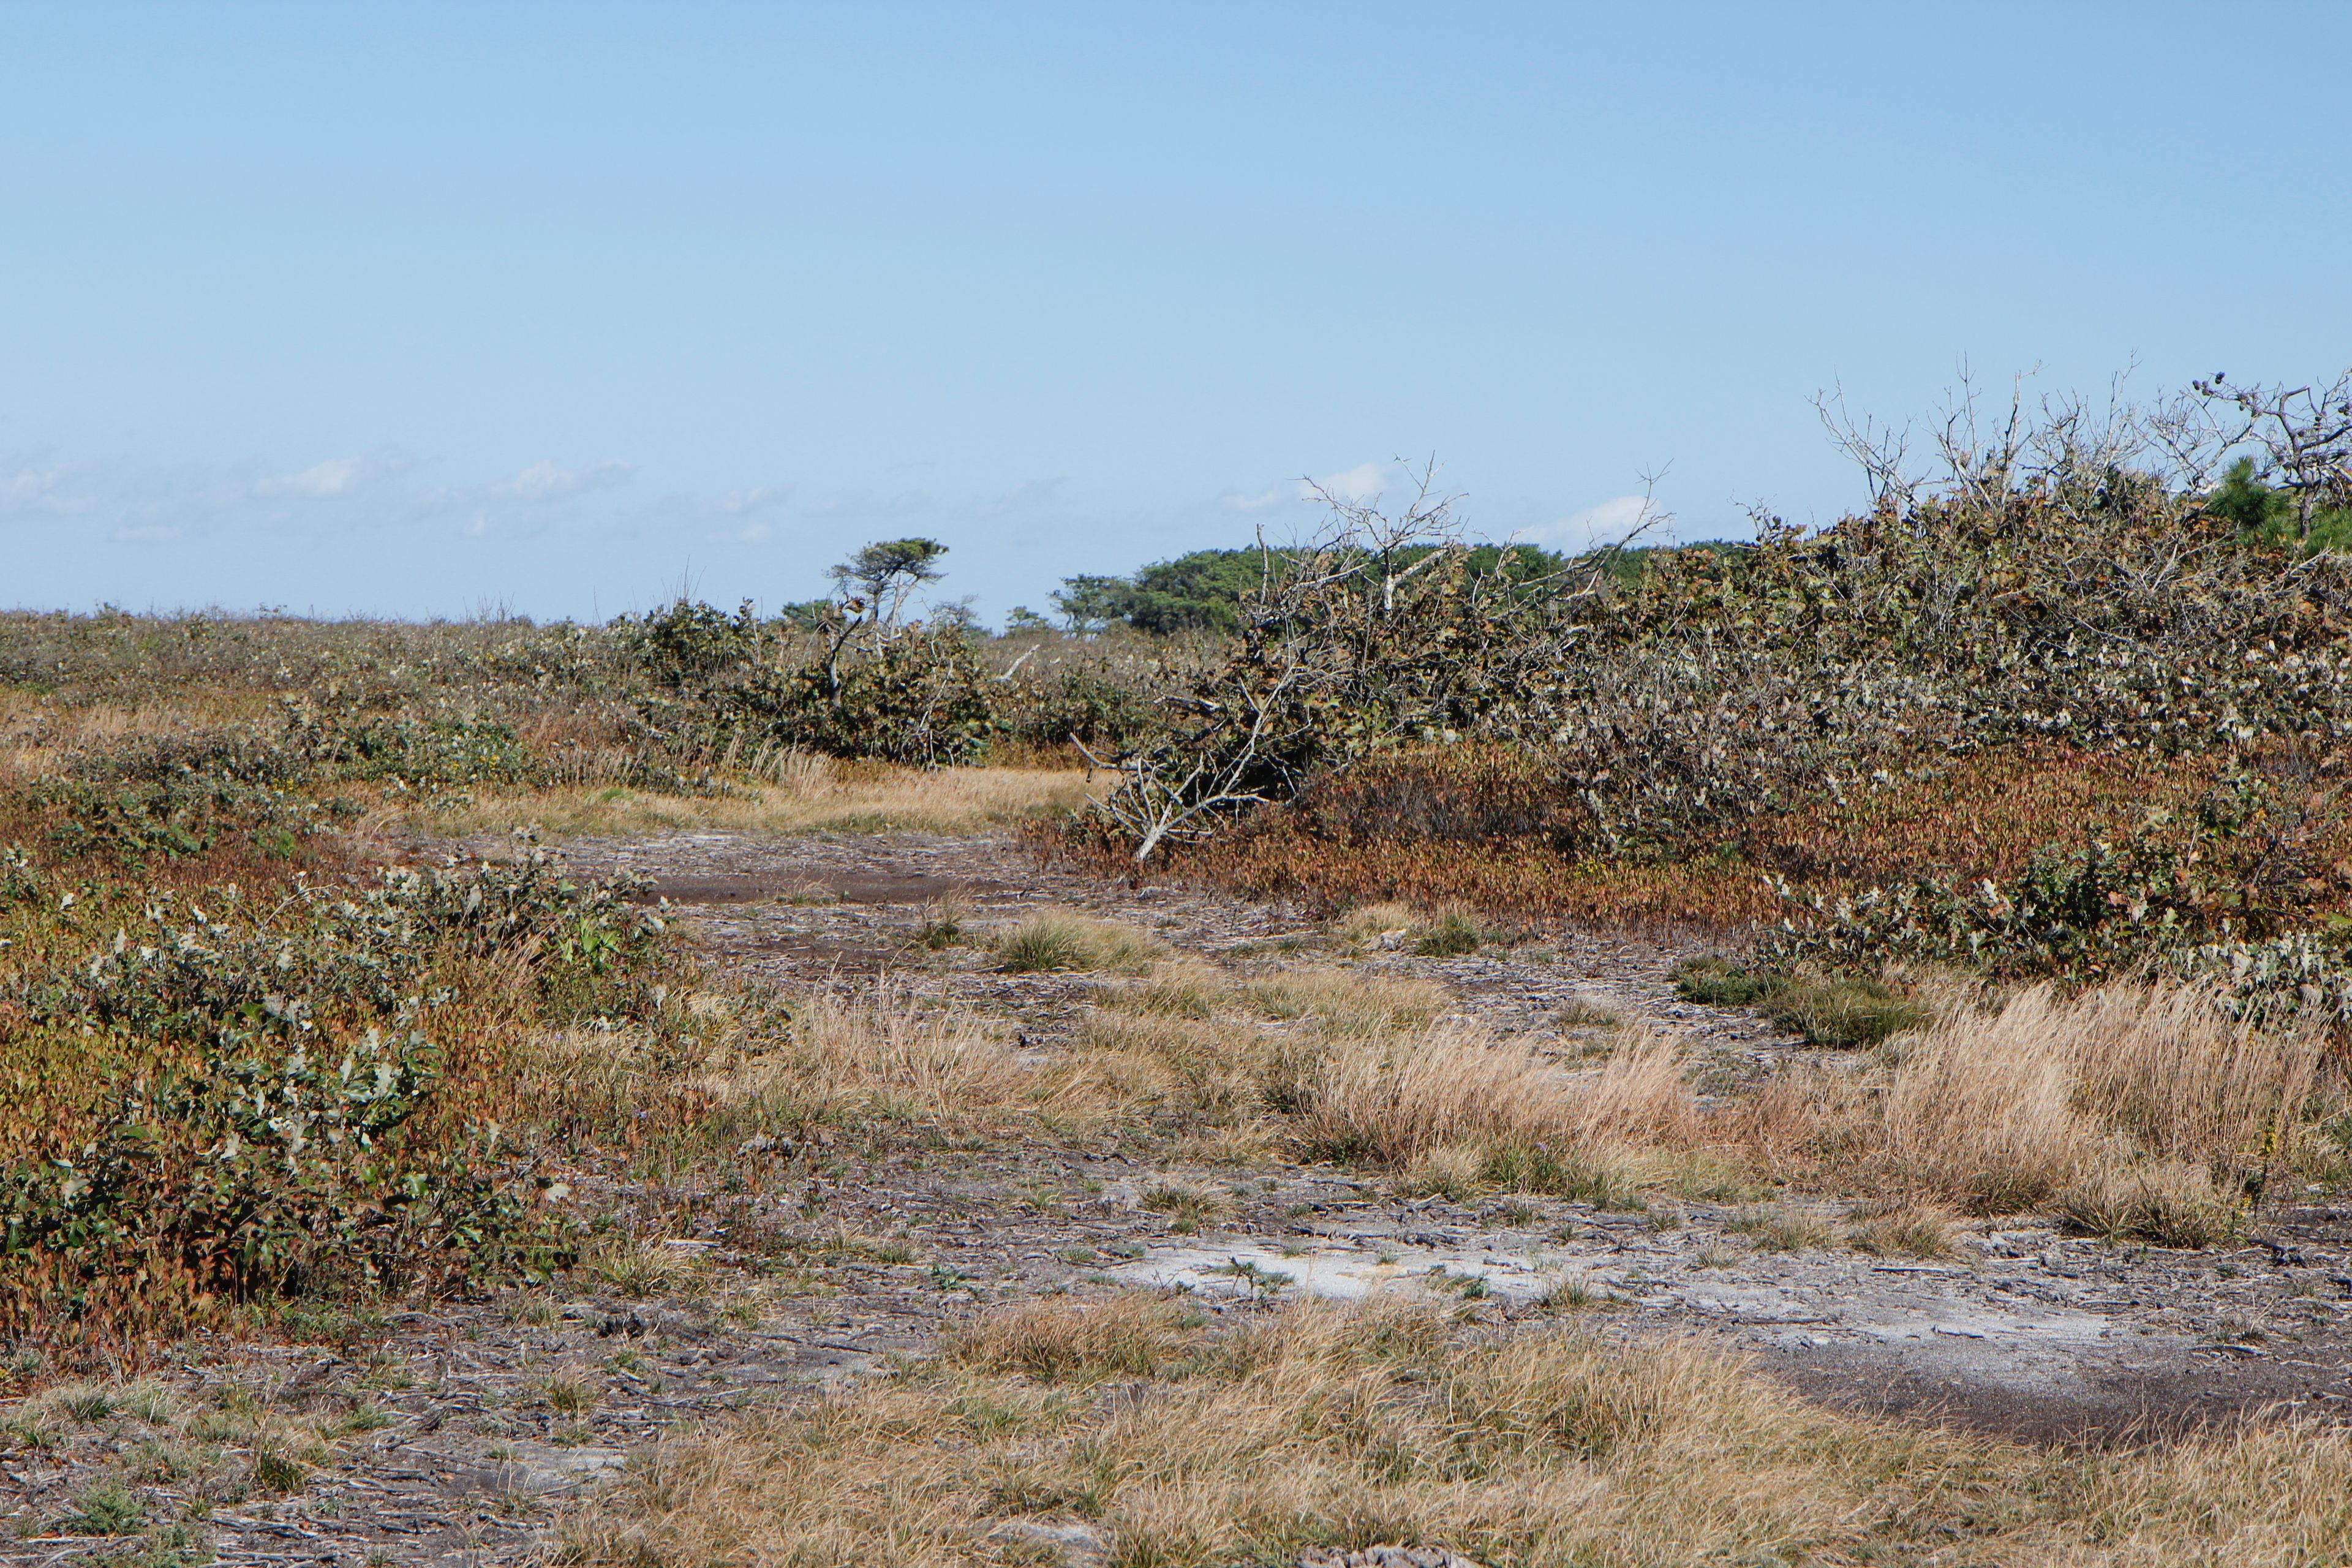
1082,459,1616,859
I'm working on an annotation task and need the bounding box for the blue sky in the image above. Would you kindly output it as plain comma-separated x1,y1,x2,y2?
4,4,2348,623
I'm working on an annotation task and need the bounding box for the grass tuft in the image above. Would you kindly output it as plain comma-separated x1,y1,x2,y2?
58,1477,146,1536
991,910,1169,973
1844,1200,1965,1259
948,1295,1199,1382
1768,975,1931,1049
1675,959,1930,1047
1411,906,1490,957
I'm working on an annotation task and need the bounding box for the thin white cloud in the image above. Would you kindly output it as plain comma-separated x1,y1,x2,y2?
1510,494,1670,552
488,458,635,501
252,448,410,499
802,488,932,520
974,477,1065,517
1224,459,1397,513
1221,482,1293,512
5,445,677,554
1306,460,1392,506
0,459,99,516
707,483,792,517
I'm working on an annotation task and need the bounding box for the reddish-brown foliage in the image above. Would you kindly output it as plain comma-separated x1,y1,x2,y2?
1051,744,2347,937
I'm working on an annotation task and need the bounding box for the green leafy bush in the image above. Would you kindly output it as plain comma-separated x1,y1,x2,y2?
618,597,777,688
1,851,662,1340
1759,786,2352,1038
296,713,539,786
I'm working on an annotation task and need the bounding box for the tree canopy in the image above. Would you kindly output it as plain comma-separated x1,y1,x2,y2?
1054,541,1580,635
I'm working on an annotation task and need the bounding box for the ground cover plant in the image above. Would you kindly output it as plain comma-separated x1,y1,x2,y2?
0,736,671,1352
3,753,2348,1562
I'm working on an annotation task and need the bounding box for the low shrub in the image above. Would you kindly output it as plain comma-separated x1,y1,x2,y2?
616,601,1180,769
0,849,664,1348
1762,785,2352,1039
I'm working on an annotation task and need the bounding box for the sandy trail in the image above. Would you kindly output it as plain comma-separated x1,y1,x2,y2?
567,827,2352,1442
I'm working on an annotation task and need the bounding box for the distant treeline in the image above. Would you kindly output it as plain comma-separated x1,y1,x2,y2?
1028,540,1697,635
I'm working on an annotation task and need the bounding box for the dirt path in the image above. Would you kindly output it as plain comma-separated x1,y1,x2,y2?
561,829,2352,1441
12,828,2351,1565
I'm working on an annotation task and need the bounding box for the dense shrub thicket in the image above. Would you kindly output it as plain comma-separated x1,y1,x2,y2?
0,848,662,1336
1062,382,2352,1029
0,590,1189,1351
613,603,1185,766
0,598,1194,778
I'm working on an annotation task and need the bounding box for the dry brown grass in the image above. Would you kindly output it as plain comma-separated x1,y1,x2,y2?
526,957,1703,1197
946,1292,1198,1381
1867,981,2334,1227
1291,1023,1695,1172
1700,978,2350,1244
710,987,1033,1128
1842,1199,1966,1259
532,954,2340,1244
566,1295,2352,1567
527,983,1035,1141
1052,959,1701,1197
1332,900,1419,946
1236,965,1449,1038
421,756,1087,839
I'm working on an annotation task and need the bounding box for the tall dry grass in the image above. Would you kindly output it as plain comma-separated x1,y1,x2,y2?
567,1295,2352,1567
1048,959,1700,1191
426,755,1087,839
524,952,2340,1240
1289,1022,1695,1172
526,982,1033,1142
1866,981,2335,1229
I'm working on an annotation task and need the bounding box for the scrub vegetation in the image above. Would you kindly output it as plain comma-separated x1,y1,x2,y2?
8,369,2352,1564
1057,372,2352,1044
